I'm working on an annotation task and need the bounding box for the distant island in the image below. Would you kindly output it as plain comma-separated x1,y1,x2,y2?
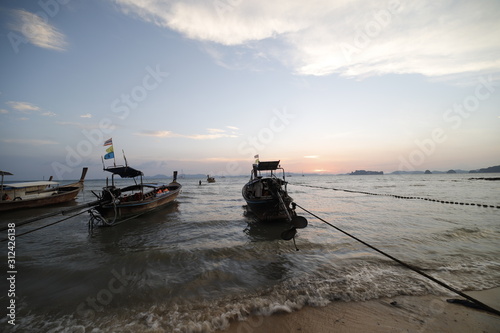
349,170,383,175
134,165,499,179
391,165,500,175
469,165,500,173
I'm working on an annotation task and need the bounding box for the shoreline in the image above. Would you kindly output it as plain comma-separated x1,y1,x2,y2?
218,287,500,333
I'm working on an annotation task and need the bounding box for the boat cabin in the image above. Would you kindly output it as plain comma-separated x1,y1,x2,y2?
245,160,288,199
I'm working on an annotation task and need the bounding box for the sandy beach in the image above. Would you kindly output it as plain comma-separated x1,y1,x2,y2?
219,288,500,333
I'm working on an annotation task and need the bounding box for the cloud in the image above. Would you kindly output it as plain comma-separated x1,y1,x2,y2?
136,130,177,138
114,0,500,80
186,133,238,140
135,127,239,140
206,128,225,134
7,101,56,116
55,121,104,130
304,155,319,159
0,109,9,114
1,139,58,145
9,9,68,51
80,113,93,118
7,101,40,112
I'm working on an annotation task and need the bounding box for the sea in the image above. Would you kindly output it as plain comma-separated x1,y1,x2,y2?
1,173,499,332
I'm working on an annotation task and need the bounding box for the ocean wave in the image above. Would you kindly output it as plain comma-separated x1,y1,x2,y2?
435,226,495,241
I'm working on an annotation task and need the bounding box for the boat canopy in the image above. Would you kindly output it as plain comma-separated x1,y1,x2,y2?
104,166,143,178
256,161,281,171
1,181,59,189
0,171,14,176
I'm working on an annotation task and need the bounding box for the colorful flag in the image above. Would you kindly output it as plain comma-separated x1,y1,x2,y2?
104,152,115,160
103,138,112,146
105,146,114,153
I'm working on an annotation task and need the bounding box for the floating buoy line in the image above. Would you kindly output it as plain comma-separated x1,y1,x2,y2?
294,184,500,209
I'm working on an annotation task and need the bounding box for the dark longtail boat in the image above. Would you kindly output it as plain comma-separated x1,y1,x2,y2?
89,164,181,227
242,160,307,243
242,161,294,221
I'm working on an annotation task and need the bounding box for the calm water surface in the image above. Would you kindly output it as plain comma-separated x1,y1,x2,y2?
1,173,499,332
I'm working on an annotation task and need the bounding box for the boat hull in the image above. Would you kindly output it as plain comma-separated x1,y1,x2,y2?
0,167,87,212
0,185,82,212
242,178,293,222
243,197,292,221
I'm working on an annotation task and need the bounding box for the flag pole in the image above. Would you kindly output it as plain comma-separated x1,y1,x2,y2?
122,149,128,167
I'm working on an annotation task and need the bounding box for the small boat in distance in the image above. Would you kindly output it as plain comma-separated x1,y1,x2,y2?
207,175,215,183
0,168,88,212
89,161,181,227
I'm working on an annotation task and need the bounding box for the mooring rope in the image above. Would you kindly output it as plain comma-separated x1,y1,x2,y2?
294,184,500,209
293,202,500,316
0,200,101,233
1,209,89,242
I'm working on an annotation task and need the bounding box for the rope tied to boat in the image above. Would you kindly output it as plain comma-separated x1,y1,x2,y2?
88,188,119,231
0,209,89,242
293,202,500,317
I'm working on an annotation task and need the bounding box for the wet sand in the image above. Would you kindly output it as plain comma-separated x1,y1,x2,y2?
219,288,500,333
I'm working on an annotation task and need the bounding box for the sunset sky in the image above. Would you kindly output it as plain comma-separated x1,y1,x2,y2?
1,0,499,180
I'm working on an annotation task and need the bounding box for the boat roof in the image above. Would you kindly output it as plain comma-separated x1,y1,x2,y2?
0,171,14,176
1,181,59,189
104,166,143,178
256,161,281,171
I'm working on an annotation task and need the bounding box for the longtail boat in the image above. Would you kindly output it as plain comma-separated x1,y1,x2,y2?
242,160,307,242
89,164,181,227
0,168,88,212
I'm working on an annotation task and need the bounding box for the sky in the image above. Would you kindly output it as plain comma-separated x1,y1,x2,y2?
1,0,499,180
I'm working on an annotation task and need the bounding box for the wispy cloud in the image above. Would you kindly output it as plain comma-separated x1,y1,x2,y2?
114,0,500,80
7,101,56,117
55,121,94,129
186,133,238,140
7,101,40,113
304,155,319,159
80,113,93,118
206,128,225,134
9,9,67,51
135,127,239,140
136,130,177,138
0,109,9,114
1,139,58,145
